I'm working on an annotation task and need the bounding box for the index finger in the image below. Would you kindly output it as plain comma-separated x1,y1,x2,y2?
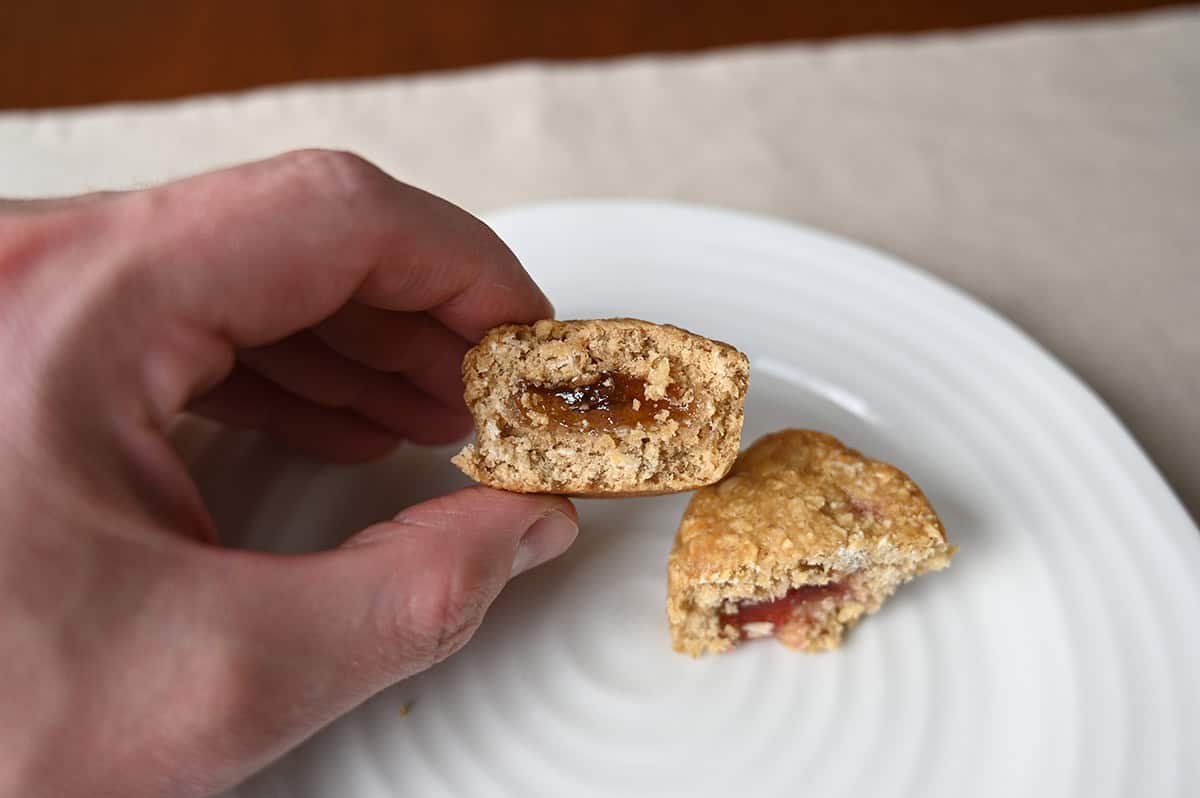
111,149,551,348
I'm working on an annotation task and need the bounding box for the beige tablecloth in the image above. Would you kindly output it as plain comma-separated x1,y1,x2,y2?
2,9,1197,518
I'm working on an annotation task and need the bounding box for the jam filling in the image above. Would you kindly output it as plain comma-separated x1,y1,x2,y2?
524,372,690,432
719,581,848,640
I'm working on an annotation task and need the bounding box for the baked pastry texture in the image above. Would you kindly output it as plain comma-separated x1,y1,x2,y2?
667,429,954,656
452,319,749,496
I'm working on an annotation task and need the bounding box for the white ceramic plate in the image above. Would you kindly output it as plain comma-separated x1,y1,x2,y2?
211,201,1200,798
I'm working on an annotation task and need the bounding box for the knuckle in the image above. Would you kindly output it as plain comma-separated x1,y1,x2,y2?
376,565,495,672
0,207,94,288
281,149,387,202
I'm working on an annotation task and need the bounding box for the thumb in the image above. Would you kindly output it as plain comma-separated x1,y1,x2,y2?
333,486,579,677
188,487,577,785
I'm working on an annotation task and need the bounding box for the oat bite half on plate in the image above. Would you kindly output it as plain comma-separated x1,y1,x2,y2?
452,318,750,496
667,429,955,656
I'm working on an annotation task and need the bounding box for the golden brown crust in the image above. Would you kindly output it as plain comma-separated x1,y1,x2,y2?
667,429,954,656
452,319,749,496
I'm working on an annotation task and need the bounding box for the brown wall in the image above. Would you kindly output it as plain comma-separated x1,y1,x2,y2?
1,1,1188,110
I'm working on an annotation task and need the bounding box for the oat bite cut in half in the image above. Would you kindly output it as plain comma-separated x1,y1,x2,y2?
667,429,954,656
452,319,750,496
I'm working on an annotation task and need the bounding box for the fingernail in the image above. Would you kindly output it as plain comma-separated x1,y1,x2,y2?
511,510,578,577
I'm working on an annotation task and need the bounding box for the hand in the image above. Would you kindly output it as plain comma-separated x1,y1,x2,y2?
0,151,579,797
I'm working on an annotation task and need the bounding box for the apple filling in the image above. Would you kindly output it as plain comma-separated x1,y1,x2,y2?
719,581,850,644
523,372,691,432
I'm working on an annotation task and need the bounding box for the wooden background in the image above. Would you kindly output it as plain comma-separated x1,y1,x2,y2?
0,1,1188,110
